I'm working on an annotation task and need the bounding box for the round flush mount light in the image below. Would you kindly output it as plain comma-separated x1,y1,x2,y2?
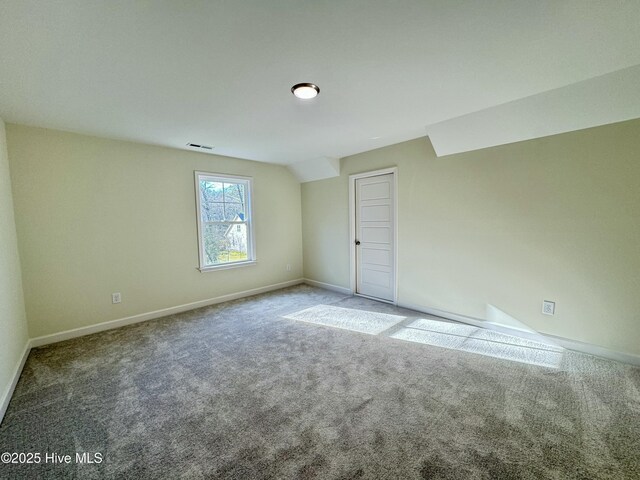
291,83,320,99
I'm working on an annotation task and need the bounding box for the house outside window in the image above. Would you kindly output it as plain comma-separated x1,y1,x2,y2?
195,172,255,270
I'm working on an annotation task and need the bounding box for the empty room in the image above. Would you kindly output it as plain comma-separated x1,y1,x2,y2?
1,1,639,479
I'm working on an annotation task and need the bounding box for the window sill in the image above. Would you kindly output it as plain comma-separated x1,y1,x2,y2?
198,260,257,273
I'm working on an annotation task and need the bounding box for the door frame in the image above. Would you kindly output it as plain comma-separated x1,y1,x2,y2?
348,166,398,304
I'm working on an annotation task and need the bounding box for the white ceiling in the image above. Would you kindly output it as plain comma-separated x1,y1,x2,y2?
1,1,640,167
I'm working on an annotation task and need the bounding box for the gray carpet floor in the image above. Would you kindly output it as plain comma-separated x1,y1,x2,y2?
1,285,639,479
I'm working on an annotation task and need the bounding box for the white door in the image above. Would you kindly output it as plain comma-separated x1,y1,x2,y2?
355,173,395,302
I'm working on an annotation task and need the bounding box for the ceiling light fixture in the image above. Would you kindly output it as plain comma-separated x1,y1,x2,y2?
291,83,320,99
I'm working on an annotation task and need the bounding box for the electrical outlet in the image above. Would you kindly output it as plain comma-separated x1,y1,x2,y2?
286,264,292,272
112,292,122,304
542,300,555,315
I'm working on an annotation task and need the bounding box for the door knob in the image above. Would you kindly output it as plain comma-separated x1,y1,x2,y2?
355,240,361,245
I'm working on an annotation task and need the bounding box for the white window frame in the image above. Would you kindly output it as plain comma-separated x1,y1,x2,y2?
194,171,256,272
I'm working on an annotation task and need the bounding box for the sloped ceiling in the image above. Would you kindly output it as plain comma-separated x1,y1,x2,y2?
426,65,640,157
0,1,639,182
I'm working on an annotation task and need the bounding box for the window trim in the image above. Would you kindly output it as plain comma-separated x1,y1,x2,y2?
194,171,256,272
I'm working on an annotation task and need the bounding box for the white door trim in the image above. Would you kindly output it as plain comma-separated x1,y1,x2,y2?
349,167,398,304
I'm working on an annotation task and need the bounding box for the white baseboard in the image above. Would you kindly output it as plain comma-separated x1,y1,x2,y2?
399,301,550,342
30,278,304,348
541,333,640,366
398,301,640,367
0,340,31,425
303,278,352,296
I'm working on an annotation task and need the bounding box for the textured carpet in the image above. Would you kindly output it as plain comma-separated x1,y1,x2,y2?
1,285,639,479
389,319,566,369
284,304,406,335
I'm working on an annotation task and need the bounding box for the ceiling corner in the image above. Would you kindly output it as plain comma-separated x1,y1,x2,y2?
287,157,340,183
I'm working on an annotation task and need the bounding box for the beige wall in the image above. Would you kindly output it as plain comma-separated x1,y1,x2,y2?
7,125,303,338
302,118,640,356
0,118,29,412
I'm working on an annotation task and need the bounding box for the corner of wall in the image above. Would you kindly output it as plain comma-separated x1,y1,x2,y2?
0,117,31,423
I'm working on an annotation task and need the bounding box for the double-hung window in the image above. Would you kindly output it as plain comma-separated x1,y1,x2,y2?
195,172,255,270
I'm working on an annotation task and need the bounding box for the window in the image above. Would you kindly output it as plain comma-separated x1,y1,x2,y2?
195,172,255,270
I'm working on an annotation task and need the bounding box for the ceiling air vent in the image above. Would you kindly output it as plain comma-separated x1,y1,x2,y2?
186,143,214,151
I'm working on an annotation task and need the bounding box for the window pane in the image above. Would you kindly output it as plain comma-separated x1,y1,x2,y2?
224,182,245,203
203,223,248,266
201,201,224,222
224,202,245,221
200,181,224,201
200,181,225,221
225,223,248,261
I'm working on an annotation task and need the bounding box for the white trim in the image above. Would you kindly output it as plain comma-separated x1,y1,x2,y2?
198,260,257,272
4,279,303,420
348,167,398,303
303,278,352,296
399,301,559,344
397,300,640,367
349,178,355,294
4,282,638,425
542,334,640,366
354,292,395,305
30,279,304,348
0,340,31,425
194,171,256,271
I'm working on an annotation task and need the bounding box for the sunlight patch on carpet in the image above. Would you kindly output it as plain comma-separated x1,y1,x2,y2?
391,318,564,368
284,305,406,335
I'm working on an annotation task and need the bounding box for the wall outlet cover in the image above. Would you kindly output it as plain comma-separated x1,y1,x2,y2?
112,292,122,304
542,300,555,315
